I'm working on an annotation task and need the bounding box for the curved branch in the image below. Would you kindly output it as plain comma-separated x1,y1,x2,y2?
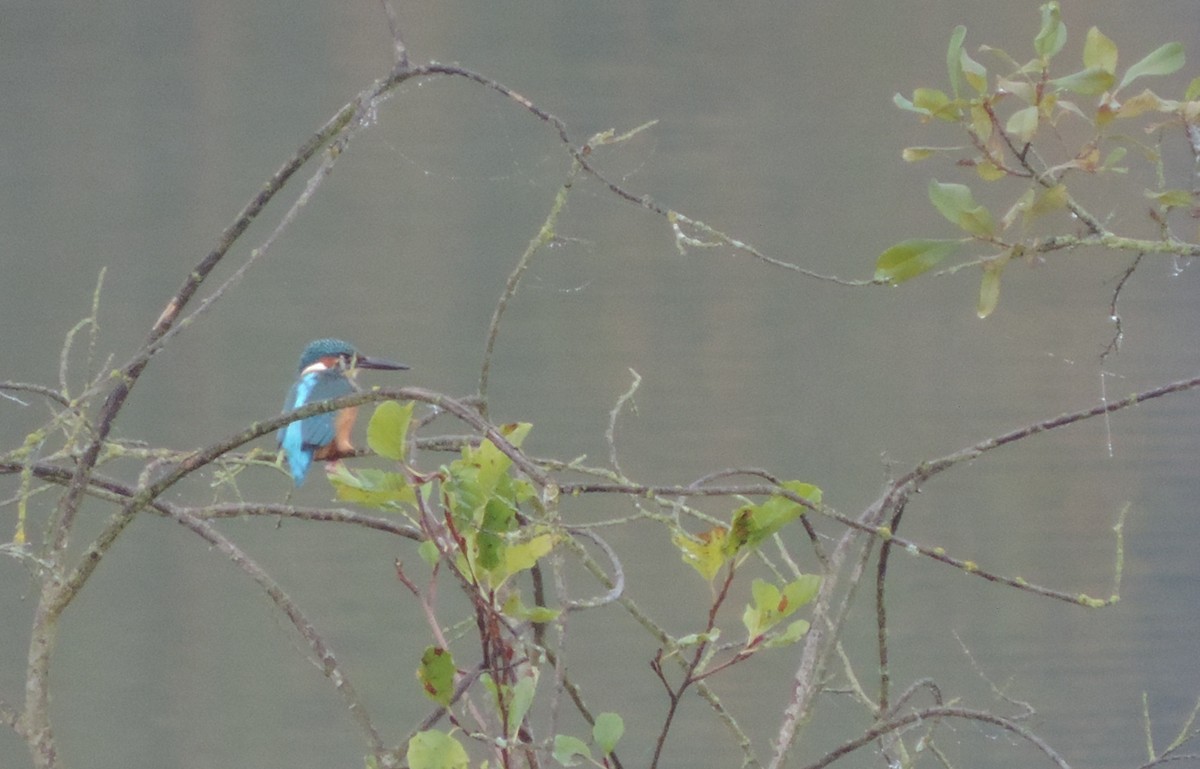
797,705,1070,769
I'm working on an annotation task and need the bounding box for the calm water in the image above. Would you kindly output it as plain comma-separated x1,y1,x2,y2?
2,2,1199,768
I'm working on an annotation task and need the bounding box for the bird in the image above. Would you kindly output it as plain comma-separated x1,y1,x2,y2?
278,338,408,485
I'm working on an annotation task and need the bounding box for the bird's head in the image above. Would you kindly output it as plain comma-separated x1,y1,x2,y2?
297,338,409,374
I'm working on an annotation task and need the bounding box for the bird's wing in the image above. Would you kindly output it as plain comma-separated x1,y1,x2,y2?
297,372,355,449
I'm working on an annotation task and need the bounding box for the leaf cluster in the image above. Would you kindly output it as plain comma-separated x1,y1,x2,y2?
883,1,1198,317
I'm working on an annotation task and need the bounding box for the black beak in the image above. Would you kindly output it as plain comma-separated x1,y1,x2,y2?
354,354,410,372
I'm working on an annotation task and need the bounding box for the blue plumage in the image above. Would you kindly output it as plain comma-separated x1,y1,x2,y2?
278,339,408,486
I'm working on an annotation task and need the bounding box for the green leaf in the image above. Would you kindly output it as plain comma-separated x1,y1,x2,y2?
764,619,811,648
743,575,819,639
1103,146,1128,170
1005,105,1040,143
996,76,1036,104
407,730,469,769
969,105,993,142
475,497,515,571
442,425,536,527
1083,27,1118,73
895,90,958,121
1145,189,1193,209
960,49,988,93
1186,76,1200,102
902,147,937,162
497,421,533,449
552,735,591,767
1118,42,1185,91
367,400,413,461
728,494,805,552
893,92,924,116
874,239,961,284
507,673,538,739
781,480,821,506
328,466,415,508
977,266,1003,319
782,574,822,612
929,180,995,237
417,646,456,707
469,440,514,498
975,158,1006,182
1028,184,1069,220
1034,2,1066,60
502,532,557,579
1005,184,1069,229
592,713,624,756
743,580,780,638
502,591,561,623
418,539,440,567
1051,66,1115,96
913,88,955,121
947,25,967,98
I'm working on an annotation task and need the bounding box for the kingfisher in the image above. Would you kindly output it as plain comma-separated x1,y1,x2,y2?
279,338,409,486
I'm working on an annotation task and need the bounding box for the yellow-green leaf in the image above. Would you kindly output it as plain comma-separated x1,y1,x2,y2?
929,180,995,237
969,105,992,142
1083,27,1118,73
875,239,961,284
507,673,538,739
328,466,415,508
1051,66,1115,96
1028,183,1069,220
502,591,561,623
743,580,780,638
593,713,624,756
781,480,821,507
764,619,811,648
913,88,956,121
367,400,413,461
1186,76,1200,102
975,158,1006,181
1115,89,1166,119
504,532,557,577
977,266,1003,319
674,527,728,581
497,421,532,449
961,49,987,93
1118,42,1185,91
996,76,1036,104
743,575,820,640
1005,105,1040,143
781,574,822,612
1145,189,1193,209
407,730,469,769
553,735,591,767
947,25,967,97
418,539,440,567
1001,188,1036,230
728,494,805,553
1034,1,1066,60
902,147,937,162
